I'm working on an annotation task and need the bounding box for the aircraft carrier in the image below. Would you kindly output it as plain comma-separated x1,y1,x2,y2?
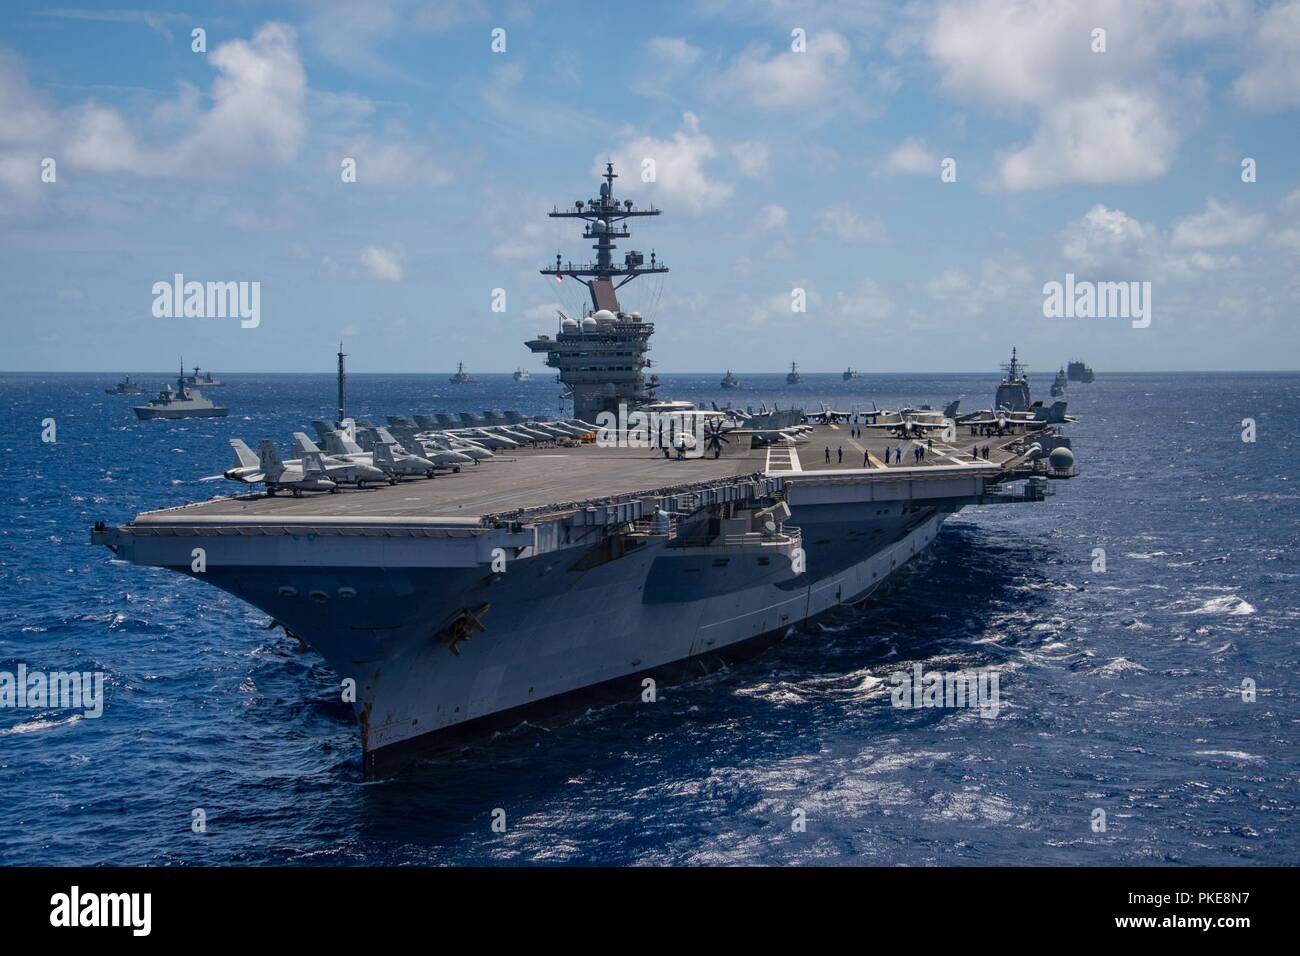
92,163,1079,777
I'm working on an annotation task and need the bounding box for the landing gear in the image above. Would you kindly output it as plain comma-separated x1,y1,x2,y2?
452,464,462,473
266,487,277,497
426,470,436,479
292,488,303,498
357,480,366,490
388,477,398,485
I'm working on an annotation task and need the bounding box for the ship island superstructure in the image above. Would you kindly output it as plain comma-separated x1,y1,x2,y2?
93,164,1078,778
526,163,668,424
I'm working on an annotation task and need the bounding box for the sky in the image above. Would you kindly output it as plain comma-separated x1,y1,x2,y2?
2,0,1299,373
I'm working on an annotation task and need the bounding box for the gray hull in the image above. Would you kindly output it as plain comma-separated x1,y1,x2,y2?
189,500,952,770
134,406,229,419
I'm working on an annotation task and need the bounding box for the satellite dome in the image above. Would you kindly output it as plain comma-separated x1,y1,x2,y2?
593,309,617,325
629,312,642,321
592,220,607,233
580,315,598,330
561,317,578,330
1048,446,1075,470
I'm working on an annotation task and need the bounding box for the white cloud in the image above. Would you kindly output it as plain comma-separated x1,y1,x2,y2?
64,103,142,172
1171,199,1266,248
731,140,770,177
819,205,886,243
646,36,702,66
997,88,1179,190
755,204,787,232
360,245,403,281
172,23,307,173
602,112,733,213
0,21,308,204
709,30,857,112
344,129,453,187
883,138,938,175
1233,0,1300,110
926,0,1228,190
835,278,894,322
926,256,1034,314
1061,204,1239,279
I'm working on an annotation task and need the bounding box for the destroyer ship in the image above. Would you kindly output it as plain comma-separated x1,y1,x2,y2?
183,366,224,388
105,376,147,395
133,364,228,419
93,163,1078,777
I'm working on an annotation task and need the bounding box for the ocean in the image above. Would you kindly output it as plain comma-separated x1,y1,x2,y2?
0,370,1295,865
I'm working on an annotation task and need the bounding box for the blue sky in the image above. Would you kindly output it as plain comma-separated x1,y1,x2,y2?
2,0,1299,373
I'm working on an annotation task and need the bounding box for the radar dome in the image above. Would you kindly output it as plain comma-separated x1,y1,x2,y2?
561,317,578,330
592,220,607,233
1048,447,1075,470
593,309,617,325
580,316,598,331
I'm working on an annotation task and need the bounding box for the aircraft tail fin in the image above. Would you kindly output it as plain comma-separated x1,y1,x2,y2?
338,432,364,455
230,438,259,470
321,431,349,456
943,400,960,419
257,441,285,480
293,431,321,458
311,419,336,443
372,441,395,466
302,452,328,477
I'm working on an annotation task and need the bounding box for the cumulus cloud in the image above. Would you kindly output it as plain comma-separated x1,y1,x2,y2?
1171,199,1267,248
1061,204,1240,279
731,140,770,177
883,138,938,175
819,205,886,243
602,112,733,213
997,88,1179,190
1233,0,1300,110
360,245,403,281
926,0,1227,190
709,30,857,112
0,21,308,206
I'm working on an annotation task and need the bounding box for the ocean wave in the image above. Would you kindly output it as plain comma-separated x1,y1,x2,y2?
0,714,82,736
1097,657,1148,677
1181,595,1256,616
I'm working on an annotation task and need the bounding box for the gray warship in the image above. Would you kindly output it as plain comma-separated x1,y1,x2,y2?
1067,359,1095,383
449,362,477,384
133,363,228,420
105,376,147,395
1051,367,1067,397
183,366,224,388
94,163,1077,777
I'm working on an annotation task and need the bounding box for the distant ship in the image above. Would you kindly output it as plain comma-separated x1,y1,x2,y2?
786,362,802,385
1067,360,1095,383
183,366,224,388
105,376,147,395
1051,367,1067,397
720,369,739,389
449,362,478,384
134,363,228,419
513,368,530,381
842,367,860,381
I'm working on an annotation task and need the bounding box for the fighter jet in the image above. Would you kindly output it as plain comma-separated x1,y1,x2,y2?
806,403,853,425
223,440,338,496
291,432,392,487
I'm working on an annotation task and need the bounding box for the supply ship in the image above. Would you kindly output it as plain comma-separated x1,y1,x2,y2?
93,164,1078,777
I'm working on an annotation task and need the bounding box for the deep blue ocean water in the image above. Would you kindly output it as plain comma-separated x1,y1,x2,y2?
0,370,1295,866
